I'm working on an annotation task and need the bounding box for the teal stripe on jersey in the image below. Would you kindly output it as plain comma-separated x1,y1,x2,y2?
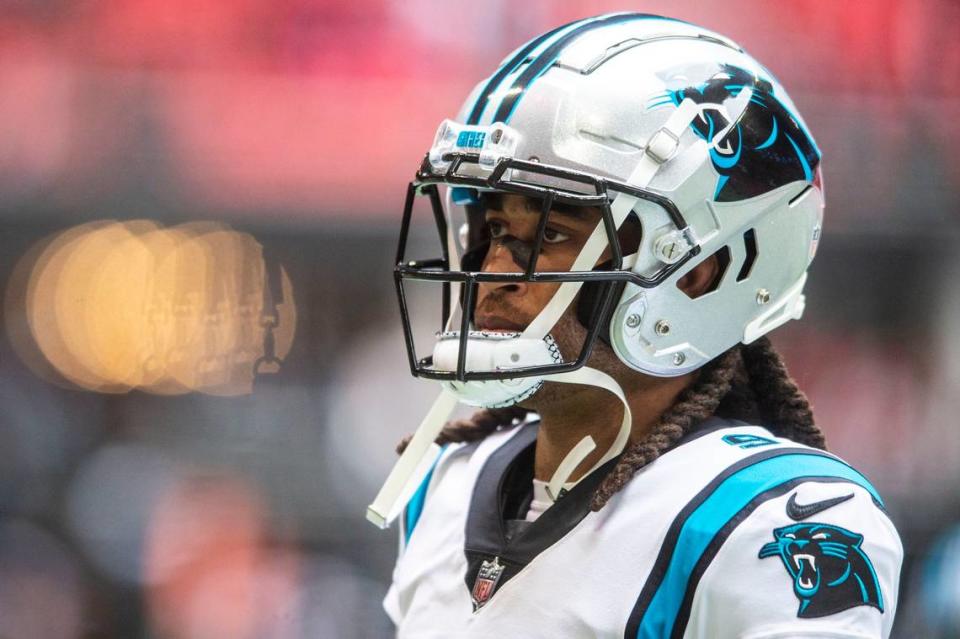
403,446,447,543
635,453,882,639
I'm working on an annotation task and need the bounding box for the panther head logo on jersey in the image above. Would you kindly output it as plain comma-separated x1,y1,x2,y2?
759,522,884,618
647,63,820,202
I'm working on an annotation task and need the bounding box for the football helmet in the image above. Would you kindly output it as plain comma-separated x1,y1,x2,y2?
368,13,822,527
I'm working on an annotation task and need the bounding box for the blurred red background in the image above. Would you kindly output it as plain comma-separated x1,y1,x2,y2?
1,0,957,219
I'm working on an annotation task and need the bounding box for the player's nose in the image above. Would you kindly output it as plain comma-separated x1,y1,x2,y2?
478,238,530,295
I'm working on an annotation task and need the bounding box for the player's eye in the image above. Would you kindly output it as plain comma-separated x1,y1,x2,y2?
487,220,507,240
812,533,829,540
542,227,570,244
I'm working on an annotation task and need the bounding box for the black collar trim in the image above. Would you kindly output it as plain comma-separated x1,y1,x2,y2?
460,416,748,600
464,421,618,571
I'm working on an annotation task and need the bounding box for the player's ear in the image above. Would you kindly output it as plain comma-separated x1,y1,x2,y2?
676,254,720,299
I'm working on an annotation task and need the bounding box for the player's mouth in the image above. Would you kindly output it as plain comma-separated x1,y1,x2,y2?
474,314,526,332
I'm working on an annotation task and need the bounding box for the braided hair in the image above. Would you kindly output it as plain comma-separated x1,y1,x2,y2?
591,337,825,509
395,406,529,456
396,336,826,511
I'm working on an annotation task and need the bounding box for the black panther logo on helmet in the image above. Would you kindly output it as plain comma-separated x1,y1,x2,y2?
647,64,821,202
759,522,884,618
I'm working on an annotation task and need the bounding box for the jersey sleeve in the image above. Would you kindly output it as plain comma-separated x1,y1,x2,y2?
683,478,902,639
382,444,449,626
381,440,479,632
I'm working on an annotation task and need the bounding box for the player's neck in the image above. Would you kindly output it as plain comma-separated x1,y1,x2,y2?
531,374,693,485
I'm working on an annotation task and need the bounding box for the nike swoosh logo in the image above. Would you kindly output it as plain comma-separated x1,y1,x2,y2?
786,492,854,521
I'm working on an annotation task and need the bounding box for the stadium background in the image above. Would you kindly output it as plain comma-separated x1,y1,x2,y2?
0,0,958,636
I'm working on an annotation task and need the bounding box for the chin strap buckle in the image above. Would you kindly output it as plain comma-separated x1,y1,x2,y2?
645,126,681,164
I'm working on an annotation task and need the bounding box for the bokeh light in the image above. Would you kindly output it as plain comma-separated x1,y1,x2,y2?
5,221,295,395
144,475,285,639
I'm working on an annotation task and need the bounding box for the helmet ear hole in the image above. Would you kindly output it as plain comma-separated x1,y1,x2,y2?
678,247,730,300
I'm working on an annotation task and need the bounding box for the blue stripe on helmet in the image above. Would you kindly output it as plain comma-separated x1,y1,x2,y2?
465,16,601,125
491,14,686,125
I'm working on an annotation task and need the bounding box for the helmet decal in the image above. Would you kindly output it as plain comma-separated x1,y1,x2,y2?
648,64,821,201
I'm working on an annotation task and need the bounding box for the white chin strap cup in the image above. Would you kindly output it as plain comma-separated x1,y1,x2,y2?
431,331,562,408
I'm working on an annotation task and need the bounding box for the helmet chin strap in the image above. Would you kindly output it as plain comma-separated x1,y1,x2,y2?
539,365,631,501
364,363,632,529
444,188,464,333
367,99,701,529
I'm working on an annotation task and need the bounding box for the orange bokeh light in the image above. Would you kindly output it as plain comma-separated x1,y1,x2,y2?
5,221,296,395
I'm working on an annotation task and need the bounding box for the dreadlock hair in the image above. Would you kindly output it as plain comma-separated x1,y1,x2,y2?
395,406,529,456
395,336,826,511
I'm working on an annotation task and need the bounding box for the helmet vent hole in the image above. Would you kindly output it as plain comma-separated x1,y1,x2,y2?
736,228,758,282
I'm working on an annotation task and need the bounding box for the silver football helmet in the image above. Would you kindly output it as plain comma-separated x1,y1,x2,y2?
396,12,822,394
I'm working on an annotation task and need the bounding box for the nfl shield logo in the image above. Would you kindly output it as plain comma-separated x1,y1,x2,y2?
471,556,505,611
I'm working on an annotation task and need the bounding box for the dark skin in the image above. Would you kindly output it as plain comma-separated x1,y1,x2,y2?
475,194,719,483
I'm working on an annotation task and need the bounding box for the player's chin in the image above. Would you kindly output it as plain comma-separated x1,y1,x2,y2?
519,380,580,411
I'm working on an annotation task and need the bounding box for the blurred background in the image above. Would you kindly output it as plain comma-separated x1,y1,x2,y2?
0,0,957,637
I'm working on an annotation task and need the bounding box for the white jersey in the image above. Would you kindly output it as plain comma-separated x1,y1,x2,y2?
384,418,902,638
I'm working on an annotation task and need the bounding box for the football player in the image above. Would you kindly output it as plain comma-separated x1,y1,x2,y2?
368,13,903,638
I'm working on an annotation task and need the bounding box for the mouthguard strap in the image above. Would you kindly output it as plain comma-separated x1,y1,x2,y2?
366,389,459,528
366,366,631,528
